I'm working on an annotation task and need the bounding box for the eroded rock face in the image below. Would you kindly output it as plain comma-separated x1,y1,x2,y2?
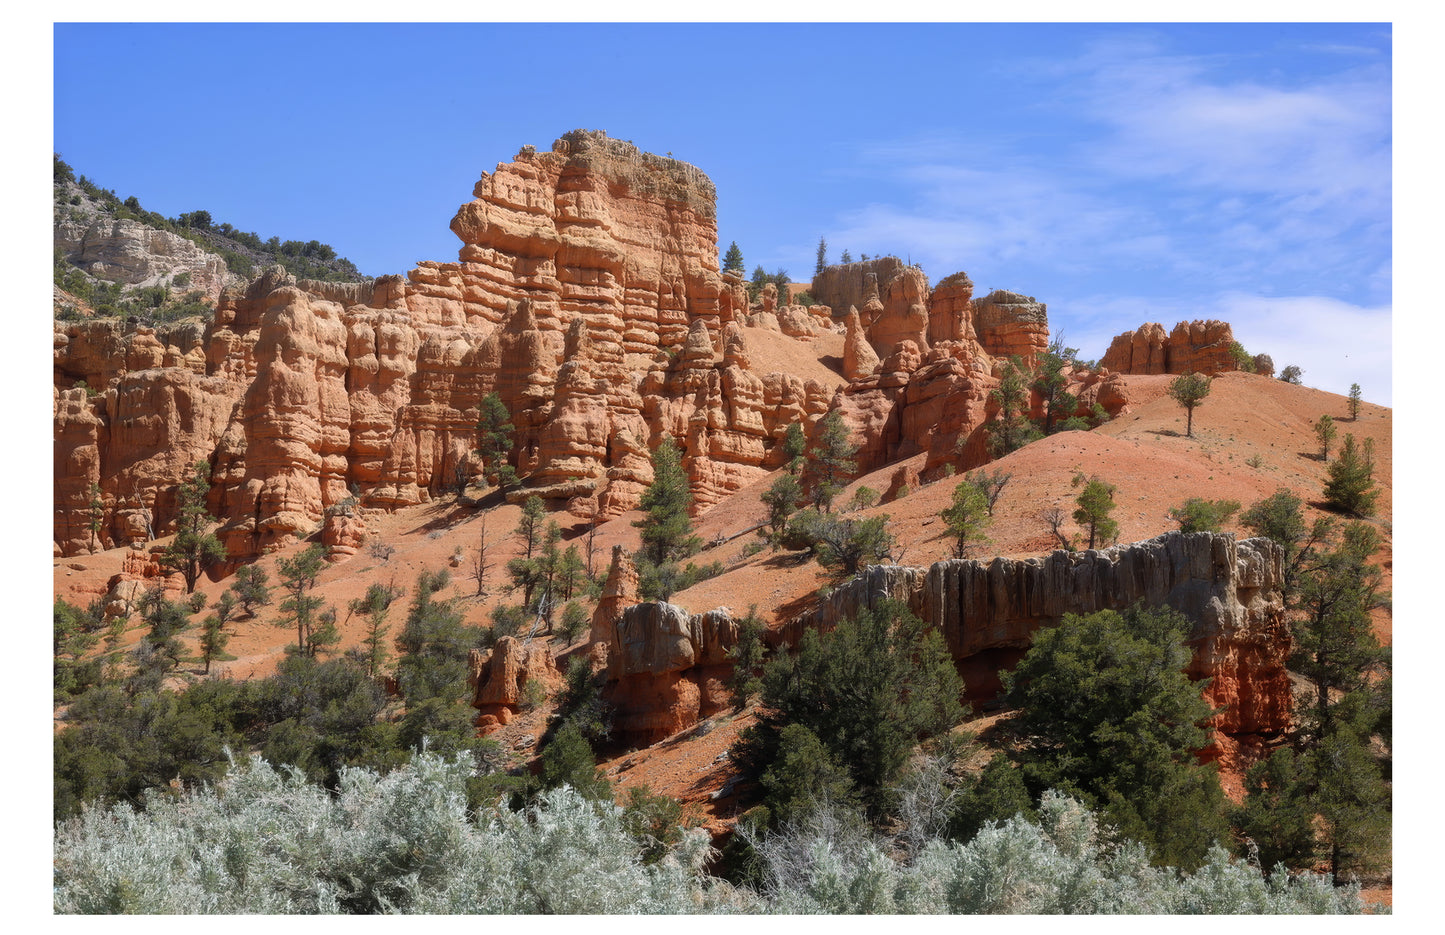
51,132,837,556
971,289,1050,364
603,602,740,746
790,531,1291,736
55,216,232,302
1099,319,1241,376
593,532,1289,749
468,636,559,734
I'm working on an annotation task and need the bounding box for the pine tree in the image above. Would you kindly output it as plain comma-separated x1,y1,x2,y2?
1314,414,1336,461
475,392,517,489
634,436,701,567
941,480,991,559
199,592,236,675
1348,383,1362,421
1004,605,1230,870
159,462,227,593
276,545,326,656
781,420,807,474
229,563,271,617
988,357,1041,456
87,482,104,554
1322,434,1378,516
814,236,828,278
740,599,963,815
1167,372,1212,438
806,410,858,512
722,241,745,275
1031,337,1077,435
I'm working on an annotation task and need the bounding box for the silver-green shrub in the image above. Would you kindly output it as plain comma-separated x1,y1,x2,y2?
55,758,1369,914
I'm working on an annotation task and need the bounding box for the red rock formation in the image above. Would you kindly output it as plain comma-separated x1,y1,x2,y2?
1100,320,1241,376
971,289,1049,364
469,635,560,734
790,531,1291,738
51,131,838,557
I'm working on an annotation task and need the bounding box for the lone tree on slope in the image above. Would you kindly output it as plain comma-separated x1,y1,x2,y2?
1167,372,1212,438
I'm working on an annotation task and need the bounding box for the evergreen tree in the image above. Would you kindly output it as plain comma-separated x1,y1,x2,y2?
1323,434,1378,516
941,480,991,559
199,592,236,675
726,606,767,712
738,599,963,815
781,420,807,474
1166,372,1212,438
840,249,852,264
1314,413,1337,461
1279,365,1304,385
1348,383,1363,420
475,392,518,489
806,410,858,512
988,357,1041,456
1167,497,1241,534
87,482,104,553
1031,337,1078,435
1072,474,1119,549
722,241,745,274
759,473,803,549
276,545,326,656
633,435,701,568
1240,523,1391,881
1240,488,1333,597
159,461,227,593
230,563,272,617
814,236,828,278
1004,605,1229,870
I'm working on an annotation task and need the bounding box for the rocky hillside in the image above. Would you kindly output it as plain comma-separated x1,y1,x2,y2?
52,129,1391,865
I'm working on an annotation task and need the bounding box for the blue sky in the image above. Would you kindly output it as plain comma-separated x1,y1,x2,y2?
52,20,1391,404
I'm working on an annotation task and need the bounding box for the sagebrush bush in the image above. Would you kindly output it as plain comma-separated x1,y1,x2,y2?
54,756,1369,914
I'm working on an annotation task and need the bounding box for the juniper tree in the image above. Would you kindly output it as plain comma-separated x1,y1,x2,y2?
159,462,227,593
738,598,963,816
1004,604,1230,870
1167,497,1241,534
1279,364,1304,385
1166,372,1212,438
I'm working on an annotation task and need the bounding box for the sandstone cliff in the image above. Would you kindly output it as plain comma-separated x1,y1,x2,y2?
52,131,834,557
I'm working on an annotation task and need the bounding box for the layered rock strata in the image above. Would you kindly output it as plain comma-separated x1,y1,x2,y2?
52,131,830,557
